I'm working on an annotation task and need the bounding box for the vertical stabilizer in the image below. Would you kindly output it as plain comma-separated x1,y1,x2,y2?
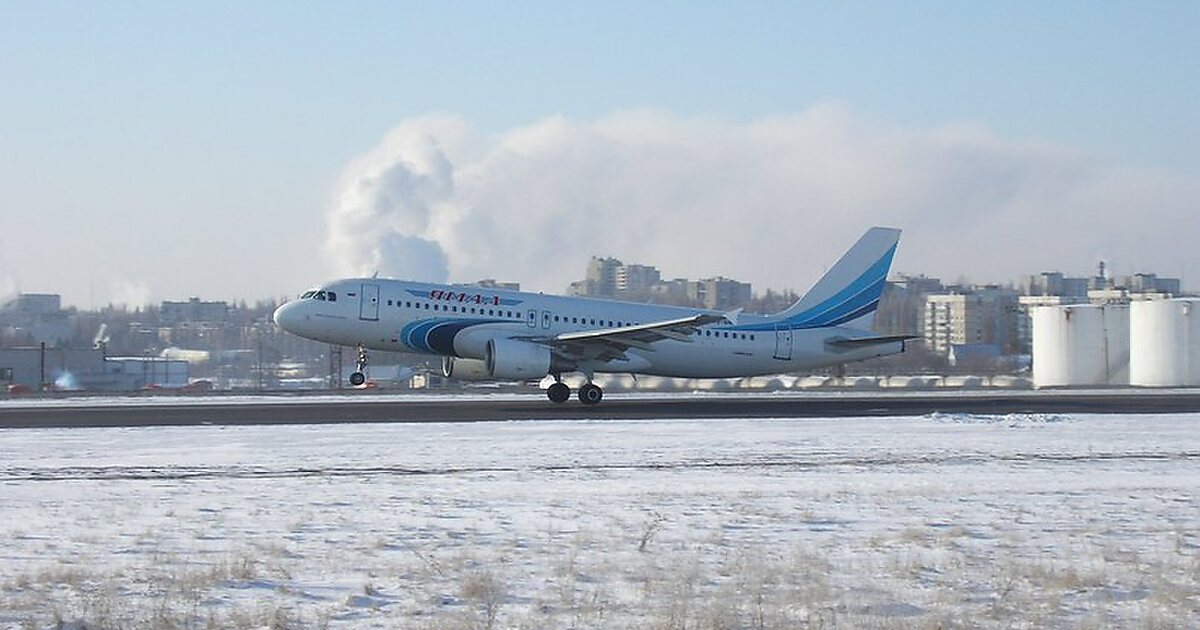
771,227,901,330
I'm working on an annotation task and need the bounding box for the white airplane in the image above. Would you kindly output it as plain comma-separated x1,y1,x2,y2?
274,227,913,404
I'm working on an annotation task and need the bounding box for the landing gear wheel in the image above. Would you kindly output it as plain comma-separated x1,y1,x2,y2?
547,382,570,403
351,343,369,387
578,383,603,405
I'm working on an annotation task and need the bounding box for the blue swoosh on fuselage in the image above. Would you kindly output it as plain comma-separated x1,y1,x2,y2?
401,318,509,354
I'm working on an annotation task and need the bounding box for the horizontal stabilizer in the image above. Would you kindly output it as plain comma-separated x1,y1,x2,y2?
825,334,919,349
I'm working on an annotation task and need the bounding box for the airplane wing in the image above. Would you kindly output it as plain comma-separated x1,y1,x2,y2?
521,313,731,363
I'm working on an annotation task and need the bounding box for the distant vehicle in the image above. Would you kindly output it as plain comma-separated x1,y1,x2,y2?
275,227,914,404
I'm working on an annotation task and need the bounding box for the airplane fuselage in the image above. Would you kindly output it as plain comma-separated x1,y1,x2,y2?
273,278,901,379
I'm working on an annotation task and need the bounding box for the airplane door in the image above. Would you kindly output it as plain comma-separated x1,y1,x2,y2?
360,283,380,321
773,325,793,360
527,309,537,328
542,310,552,329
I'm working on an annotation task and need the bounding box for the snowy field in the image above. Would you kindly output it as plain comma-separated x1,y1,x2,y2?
1,414,1197,629
4,387,1200,409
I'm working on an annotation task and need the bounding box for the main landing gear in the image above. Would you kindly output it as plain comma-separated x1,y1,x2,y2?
545,376,604,405
547,380,570,403
349,343,368,387
578,383,603,405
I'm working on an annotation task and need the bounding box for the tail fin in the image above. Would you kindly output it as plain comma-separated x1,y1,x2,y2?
772,227,900,330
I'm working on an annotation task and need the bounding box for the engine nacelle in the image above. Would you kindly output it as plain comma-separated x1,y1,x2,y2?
486,338,552,381
441,356,491,380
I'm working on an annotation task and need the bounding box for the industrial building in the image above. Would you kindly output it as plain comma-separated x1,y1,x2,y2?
1031,297,1200,388
0,347,189,391
1031,304,1129,387
1129,298,1200,387
160,297,230,326
0,293,71,346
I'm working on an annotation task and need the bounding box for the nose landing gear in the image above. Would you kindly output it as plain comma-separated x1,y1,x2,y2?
349,343,368,386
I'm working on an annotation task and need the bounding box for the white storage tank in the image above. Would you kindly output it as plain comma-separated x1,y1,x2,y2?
1031,305,1129,387
1129,298,1200,387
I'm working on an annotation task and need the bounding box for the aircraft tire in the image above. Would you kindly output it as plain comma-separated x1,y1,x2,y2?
578,383,603,405
349,372,366,386
547,382,570,403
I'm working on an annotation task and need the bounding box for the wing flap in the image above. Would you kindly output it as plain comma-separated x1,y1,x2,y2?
555,313,727,343
520,312,731,364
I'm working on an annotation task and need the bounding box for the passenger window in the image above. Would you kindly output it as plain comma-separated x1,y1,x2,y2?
387,300,393,306
328,292,337,302
405,301,411,308
750,335,755,341
424,303,430,310
554,315,559,322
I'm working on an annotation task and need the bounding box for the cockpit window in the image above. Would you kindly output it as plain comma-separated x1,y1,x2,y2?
300,289,338,301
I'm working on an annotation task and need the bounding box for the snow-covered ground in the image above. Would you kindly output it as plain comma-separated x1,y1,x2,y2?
1,414,1197,629
4,387,1200,410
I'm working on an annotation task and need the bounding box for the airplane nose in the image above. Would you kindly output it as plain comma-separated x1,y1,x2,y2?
273,302,300,332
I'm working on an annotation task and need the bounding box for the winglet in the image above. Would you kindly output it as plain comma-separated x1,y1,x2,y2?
724,308,743,326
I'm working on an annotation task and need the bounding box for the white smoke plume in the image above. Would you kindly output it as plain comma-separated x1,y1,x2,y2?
325,106,1200,294
0,276,15,306
0,243,18,306
109,278,152,309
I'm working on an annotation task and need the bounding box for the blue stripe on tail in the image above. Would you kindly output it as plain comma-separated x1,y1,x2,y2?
736,243,896,331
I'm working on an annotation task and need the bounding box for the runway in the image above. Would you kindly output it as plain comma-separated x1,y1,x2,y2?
4,389,1200,428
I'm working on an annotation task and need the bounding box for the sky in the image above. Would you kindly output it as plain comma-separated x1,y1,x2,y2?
1,1,1197,308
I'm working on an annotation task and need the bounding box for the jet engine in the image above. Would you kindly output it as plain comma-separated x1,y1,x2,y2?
441,356,491,380
485,338,552,380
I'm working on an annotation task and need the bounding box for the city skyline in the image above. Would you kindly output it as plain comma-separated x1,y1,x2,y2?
3,257,1189,314
3,2,1198,308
